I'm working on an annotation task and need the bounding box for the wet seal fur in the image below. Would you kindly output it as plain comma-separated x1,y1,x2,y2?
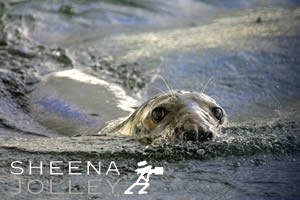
98,90,227,143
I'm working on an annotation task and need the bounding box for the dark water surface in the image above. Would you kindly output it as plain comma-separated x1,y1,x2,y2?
0,0,300,199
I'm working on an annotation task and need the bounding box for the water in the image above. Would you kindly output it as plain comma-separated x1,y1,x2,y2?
0,0,300,199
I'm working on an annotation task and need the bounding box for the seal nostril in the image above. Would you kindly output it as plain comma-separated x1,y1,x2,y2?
183,131,197,141
198,131,213,142
207,131,213,139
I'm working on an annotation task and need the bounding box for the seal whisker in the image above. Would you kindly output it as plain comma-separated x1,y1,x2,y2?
152,86,172,98
201,75,214,94
153,74,175,98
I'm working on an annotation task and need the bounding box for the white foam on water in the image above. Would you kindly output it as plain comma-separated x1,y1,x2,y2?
52,69,139,113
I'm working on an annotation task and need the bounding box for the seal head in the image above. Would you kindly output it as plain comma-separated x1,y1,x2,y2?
115,91,227,143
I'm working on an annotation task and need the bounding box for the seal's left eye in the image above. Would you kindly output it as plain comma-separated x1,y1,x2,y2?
151,107,166,123
212,107,223,121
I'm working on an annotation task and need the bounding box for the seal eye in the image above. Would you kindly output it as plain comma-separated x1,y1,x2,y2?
151,107,166,123
212,107,223,121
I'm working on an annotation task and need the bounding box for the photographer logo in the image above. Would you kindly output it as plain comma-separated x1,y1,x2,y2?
9,160,164,195
124,161,164,195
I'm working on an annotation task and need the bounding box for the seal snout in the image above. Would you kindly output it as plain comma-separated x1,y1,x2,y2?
177,124,214,142
173,100,219,142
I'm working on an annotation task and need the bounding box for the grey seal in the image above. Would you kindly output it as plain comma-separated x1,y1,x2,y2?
99,90,227,143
